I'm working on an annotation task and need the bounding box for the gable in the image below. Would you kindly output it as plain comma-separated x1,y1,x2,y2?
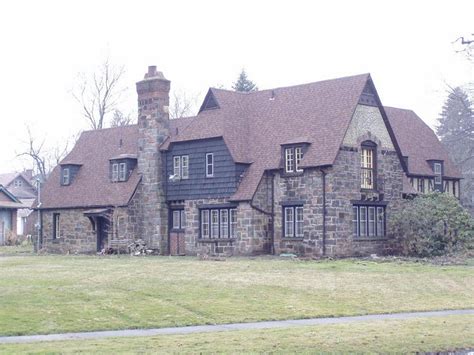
198,89,220,112
343,104,395,150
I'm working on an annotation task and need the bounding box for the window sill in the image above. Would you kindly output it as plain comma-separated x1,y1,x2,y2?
198,238,236,243
281,237,304,241
353,237,388,242
282,171,304,177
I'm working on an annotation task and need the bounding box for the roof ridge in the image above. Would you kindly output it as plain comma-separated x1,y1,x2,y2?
210,73,371,96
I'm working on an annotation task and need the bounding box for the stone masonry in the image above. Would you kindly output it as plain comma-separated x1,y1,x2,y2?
136,66,170,253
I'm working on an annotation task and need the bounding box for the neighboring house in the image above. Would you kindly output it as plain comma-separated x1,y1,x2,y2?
0,185,24,245
0,171,37,236
37,66,462,256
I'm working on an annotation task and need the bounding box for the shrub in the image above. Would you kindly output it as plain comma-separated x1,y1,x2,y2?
389,192,474,257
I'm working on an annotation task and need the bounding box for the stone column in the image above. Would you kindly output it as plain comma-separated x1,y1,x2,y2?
136,66,170,253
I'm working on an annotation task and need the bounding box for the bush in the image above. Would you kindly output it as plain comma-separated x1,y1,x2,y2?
389,192,474,257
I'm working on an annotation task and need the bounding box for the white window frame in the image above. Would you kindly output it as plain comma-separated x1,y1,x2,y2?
368,207,376,237
206,153,214,177
14,179,23,187
285,148,295,173
180,210,186,229
230,209,237,238
173,156,181,178
181,155,189,179
210,209,219,238
434,163,442,174
353,205,385,238
295,206,304,237
62,168,70,185
376,207,385,237
352,206,359,236
361,147,374,189
53,213,60,239
284,207,295,237
112,163,119,182
359,206,367,237
295,147,303,172
119,163,127,181
201,210,210,238
220,210,229,238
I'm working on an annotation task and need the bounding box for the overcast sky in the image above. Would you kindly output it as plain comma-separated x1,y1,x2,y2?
0,0,472,174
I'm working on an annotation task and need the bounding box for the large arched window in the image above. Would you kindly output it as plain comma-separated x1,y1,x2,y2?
361,140,376,190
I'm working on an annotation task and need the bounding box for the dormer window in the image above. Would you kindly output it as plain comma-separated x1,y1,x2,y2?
110,157,136,183
284,146,304,173
13,179,23,188
361,141,376,190
62,168,70,185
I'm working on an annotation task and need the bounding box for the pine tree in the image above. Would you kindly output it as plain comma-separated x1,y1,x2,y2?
437,87,474,213
232,69,258,92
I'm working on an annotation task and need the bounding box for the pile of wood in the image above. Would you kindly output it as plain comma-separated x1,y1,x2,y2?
127,239,154,256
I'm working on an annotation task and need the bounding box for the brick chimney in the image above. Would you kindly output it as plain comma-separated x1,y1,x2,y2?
136,66,170,253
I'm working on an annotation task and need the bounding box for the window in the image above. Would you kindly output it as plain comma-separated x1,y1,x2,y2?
295,147,303,172
119,163,127,181
62,168,70,185
201,210,210,238
211,209,219,238
417,178,424,193
173,155,190,179
283,205,304,238
220,210,229,238
53,213,60,239
181,156,189,179
285,148,294,173
173,156,181,178
172,209,185,230
112,163,119,182
14,179,23,187
361,143,375,189
200,207,237,239
206,153,214,177
284,147,304,173
434,163,442,184
353,205,385,238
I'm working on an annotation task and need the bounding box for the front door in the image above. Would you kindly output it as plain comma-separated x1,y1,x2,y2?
96,217,110,252
169,208,185,256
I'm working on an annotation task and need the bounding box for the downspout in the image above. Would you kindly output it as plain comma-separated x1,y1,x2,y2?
321,169,327,257
271,172,275,255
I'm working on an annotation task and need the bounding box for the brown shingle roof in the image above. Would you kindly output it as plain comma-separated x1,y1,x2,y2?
165,74,372,200
385,107,461,179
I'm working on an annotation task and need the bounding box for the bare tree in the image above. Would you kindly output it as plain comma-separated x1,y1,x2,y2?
16,126,73,182
169,90,199,119
72,58,126,129
453,35,474,61
110,109,133,127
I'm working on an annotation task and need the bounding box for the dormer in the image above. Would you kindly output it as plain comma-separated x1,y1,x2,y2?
60,163,82,186
109,154,137,183
198,89,220,113
280,138,311,175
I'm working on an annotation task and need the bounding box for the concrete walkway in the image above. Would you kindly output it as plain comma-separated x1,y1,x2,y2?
1,309,473,344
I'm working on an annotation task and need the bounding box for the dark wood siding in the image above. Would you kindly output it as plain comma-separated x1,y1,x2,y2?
166,138,247,201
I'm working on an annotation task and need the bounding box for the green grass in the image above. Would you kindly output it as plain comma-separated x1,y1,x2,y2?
0,244,34,256
0,256,473,337
1,315,472,353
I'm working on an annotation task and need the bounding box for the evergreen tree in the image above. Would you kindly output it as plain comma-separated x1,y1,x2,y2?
232,69,258,92
437,87,474,214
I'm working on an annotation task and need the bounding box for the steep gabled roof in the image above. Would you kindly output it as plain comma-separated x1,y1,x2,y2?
385,107,461,179
0,185,24,209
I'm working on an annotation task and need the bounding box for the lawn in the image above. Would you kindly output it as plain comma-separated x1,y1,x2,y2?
0,254,473,338
1,315,473,353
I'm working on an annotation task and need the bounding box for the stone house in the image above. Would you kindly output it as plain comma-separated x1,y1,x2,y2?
37,67,462,256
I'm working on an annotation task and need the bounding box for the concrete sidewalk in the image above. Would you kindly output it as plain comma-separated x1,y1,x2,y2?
1,309,473,344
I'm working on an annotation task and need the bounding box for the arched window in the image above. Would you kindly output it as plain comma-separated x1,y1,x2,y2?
361,140,376,190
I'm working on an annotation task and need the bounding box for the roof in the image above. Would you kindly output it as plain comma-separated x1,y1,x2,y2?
0,172,36,199
0,185,24,209
40,125,141,209
385,107,461,179
40,119,188,209
165,74,379,200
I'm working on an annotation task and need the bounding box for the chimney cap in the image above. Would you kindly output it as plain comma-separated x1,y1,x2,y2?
144,65,166,80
